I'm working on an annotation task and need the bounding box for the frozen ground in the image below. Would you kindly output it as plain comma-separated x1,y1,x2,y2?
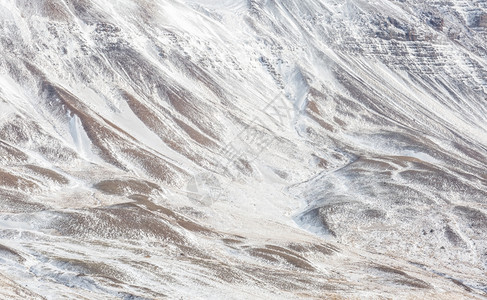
0,0,487,298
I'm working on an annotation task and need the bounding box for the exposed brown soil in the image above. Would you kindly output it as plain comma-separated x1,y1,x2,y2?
312,243,341,255
306,100,321,115
25,0,71,21
122,91,213,168
351,156,397,171
36,145,78,163
287,242,340,256
176,219,216,235
0,244,25,263
130,195,217,235
0,273,45,300
286,243,308,253
373,265,431,289
0,115,76,163
185,257,243,284
0,141,28,162
170,52,226,100
393,279,431,289
35,78,126,169
333,116,347,127
451,278,473,292
0,170,39,191
248,247,315,271
384,155,432,168
309,114,335,132
121,148,186,185
93,179,160,196
265,244,303,257
222,238,244,245
165,87,220,141
235,158,253,174
0,189,47,213
24,165,69,185
130,195,177,218
53,257,127,283
312,154,329,169
237,266,340,293
52,204,186,243
0,119,30,143
173,117,217,148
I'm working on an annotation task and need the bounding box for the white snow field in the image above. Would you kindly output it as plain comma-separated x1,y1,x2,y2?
0,0,487,298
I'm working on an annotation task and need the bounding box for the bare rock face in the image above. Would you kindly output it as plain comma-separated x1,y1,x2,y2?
0,0,486,298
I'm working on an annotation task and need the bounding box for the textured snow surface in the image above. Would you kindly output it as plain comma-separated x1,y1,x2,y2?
0,0,487,298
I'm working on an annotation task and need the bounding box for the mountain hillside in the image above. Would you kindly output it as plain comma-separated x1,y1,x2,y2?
0,0,486,298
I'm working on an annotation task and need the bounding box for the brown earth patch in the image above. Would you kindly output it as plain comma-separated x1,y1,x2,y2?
309,114,335,132
451,278,473,292
0,118,29,143
362,209,386,219
24,165,69,185
0,244,25,263
0,170,39,191
173,117,217,148
53,257,127,283
0,189,47,213
287,243,340,256
307,100,321,115
351,157,397,171
222,238,244,245
0,141,28,162
44,1,70,21
166,88,220,141
109,195,216,236
235,158,253,175
333,116,346,127
52,204,186,243
35,78,126,169
21,0,71,21
0,273,45,299
94,179,160,196
373,265,431,289
36,145,78,163
287,243,308,253
312,154,328,168
176,219,216,235
170,52,226,100
121,148,186,185
0,115,76,163
312,243,341,255
248,247,315,271
185,257,243,284
122,91,211,167
130,195,177,218
384,155,431,168
265,244,303,257
238,266,340,293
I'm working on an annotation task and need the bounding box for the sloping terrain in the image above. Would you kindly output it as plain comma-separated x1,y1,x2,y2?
0,0,486,298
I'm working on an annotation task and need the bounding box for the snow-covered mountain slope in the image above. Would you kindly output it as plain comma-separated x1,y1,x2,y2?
0,0,486,298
